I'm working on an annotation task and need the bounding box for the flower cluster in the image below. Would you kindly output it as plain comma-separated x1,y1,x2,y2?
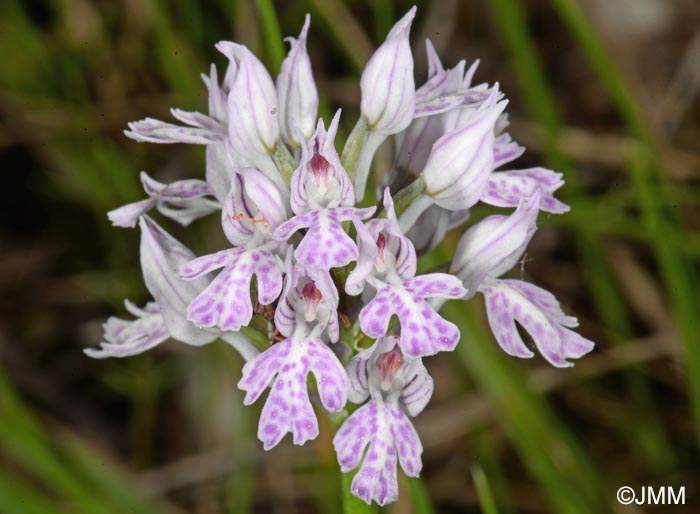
87,7,594,506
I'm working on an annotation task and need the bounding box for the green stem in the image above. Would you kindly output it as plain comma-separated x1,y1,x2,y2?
389,177,427,218
341,116,369,180
271,142,296,182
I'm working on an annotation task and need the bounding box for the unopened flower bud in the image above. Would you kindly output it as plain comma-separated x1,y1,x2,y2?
450,192,539,296
360,6,416,135
217,42,280,166
422,98,507,210
277,14,318,147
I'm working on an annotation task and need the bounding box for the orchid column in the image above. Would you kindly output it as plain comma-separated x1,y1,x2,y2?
87,6,593,508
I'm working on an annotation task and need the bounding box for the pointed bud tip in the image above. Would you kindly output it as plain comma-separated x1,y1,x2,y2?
386,5,417,39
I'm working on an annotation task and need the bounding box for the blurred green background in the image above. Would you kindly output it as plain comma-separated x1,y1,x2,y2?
0,0,698,513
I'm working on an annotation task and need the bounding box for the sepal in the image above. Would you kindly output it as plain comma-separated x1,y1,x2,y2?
290,110,354,213
274,252,340,341
221,169,288,247
139,216,218,345
84,300,169,358
125,117,225,145
108,172,219,228
346,189,416,295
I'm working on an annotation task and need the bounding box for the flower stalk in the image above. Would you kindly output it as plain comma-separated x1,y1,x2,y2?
340,116,368,180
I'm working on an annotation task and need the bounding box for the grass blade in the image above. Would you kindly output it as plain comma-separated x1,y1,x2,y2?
0,368,163,514
549,0,700,449
471,465,500,514
406,476,436,514
305,0,373,72
254,0,286,73
444,301,608,514
489,0,675,471
0,472,66,514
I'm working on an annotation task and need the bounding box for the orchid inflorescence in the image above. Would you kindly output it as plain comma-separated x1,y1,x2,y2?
87,7,594,506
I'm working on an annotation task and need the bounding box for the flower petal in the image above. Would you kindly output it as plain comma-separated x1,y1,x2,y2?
240,335,346,449
179,247,244,279
557,326,596,360
294,209,358,269
503,279,578,327
307,338,348,411
334,399,423,506
359,283,460,357
277,207,374,270
258,371,318,449
481,279,594,367
493,132,525,168
141,173,213,200
481,167,570,214
171,108,222,131
143,172,220,226
273,211,313,240
183,248,282,331
402,273,466,299
399,361,434,417
239,338,292,405
155,198,220,227
387,403,422,476
109,173,219,228
414,93,464,118
334,402,375,473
